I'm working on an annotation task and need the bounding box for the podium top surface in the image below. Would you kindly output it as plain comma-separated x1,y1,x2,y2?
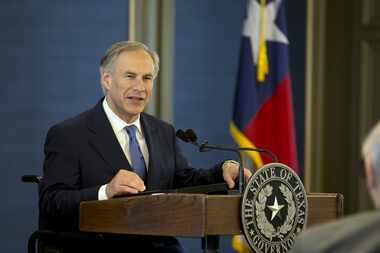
80,193,343,237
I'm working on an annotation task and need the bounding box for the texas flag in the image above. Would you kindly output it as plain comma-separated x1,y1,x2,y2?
231,1,298,252
230,0,299,174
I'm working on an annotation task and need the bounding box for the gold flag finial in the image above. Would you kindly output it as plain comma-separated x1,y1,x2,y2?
257,0,269,82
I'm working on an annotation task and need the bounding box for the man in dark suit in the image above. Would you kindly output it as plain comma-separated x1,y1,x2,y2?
39,41,251,252
291,121,380,253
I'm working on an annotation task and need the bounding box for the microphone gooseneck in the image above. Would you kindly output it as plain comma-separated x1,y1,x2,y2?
175,128,278,193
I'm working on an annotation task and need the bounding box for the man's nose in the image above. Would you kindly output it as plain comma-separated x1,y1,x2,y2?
133,77,145,90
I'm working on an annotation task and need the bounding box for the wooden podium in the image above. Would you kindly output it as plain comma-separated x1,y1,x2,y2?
79,192,343,251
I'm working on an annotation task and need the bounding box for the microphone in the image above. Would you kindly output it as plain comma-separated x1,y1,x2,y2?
175,129,199,144
175,129,277,193
175,129,189,142
184,129,197,143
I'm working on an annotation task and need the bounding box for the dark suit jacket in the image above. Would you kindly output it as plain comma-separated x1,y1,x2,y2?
39,99,223,237
291,210,380,253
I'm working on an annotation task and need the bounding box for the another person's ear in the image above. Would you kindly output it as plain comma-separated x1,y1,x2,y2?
364,158,377,189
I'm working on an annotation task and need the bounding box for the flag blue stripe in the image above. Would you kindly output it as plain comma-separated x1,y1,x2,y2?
232,38,290,130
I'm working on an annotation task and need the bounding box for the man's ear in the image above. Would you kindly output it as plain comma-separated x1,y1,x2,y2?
101,71,112,91
365,159,377,189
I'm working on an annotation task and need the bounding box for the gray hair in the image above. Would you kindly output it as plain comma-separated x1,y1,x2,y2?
362,121,380,183
99,41,160,92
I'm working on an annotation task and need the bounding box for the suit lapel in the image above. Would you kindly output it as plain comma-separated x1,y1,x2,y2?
85,102,164,186
140,113,162,188
86,100,131,174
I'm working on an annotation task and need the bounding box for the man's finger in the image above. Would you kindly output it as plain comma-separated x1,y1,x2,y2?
120,181,145,192
124,177,146,191
112,185,139,196
244,168,252,182
117,185,140,195
225,176,236,189
118,171,146,191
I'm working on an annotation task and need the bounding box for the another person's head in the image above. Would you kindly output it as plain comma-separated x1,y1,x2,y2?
99,41,160,123
362,121,380,208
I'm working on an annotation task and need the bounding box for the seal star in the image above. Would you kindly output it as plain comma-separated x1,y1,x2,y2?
242,0,289,65
267,196,284,221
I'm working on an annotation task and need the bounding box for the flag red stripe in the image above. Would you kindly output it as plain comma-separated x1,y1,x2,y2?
242,74,299,173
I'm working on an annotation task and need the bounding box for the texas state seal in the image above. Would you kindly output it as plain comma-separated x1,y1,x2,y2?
241,163,308,253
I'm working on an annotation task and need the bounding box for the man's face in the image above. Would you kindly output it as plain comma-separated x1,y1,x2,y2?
102,49,155,123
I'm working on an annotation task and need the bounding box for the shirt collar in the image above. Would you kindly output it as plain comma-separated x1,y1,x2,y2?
102,98,143,135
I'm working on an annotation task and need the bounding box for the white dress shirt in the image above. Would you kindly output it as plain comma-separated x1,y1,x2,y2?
98,98,149,200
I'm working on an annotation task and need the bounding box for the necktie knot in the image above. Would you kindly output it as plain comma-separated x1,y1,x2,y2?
126,125,137,137
125,125,146,180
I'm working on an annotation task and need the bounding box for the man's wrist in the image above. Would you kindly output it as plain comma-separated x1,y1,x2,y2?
222,160,240,171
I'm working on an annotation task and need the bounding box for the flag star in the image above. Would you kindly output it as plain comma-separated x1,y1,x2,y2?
267,196,284,221
242,0,289,65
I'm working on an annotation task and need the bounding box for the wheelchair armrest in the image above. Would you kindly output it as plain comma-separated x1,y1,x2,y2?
21,175,42,184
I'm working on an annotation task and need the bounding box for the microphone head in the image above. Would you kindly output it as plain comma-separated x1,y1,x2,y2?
175,129,190,142
185,129,198,143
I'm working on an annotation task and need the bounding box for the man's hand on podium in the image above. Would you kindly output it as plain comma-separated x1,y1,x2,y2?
222,160,252,189
106,169,146,198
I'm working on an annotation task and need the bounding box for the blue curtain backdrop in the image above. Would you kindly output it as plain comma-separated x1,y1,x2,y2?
0,0,305,252
174,1,246,251
0,1,128,252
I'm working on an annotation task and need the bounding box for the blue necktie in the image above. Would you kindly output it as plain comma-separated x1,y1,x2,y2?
125,125,146,180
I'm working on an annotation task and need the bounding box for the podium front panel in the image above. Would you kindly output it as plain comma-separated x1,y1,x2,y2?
80,193,343,236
